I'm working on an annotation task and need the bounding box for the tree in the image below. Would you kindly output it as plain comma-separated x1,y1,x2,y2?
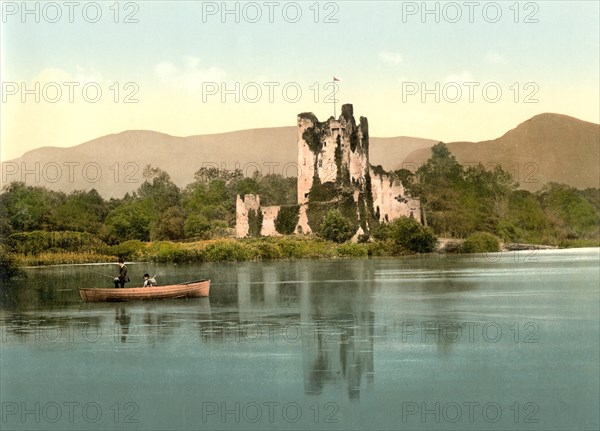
100,199,156,243
503,190,547,241
393,168,419,197
137,165,181,213
184,214,212,238
0,182,63,234
539,183,599,238
415,143,464,234
152,206,187,240
275,205,300,235
257,174,297,205
192,166,242,186
320,209,354,243
412,144,519,238
50,189,106,233
184,179,232,229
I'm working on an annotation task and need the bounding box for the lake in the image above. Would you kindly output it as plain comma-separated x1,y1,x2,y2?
1,248,598,430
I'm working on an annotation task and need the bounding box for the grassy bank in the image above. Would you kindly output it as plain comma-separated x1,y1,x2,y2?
13,252,119,267
7,235,598,268
559,238,600,248
8,236,413,266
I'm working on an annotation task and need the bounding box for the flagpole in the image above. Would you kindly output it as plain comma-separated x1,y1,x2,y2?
332,76,341,119
333,77,336,119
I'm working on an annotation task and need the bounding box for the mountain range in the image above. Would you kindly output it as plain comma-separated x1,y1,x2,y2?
403,113,599,191
1,113,597,197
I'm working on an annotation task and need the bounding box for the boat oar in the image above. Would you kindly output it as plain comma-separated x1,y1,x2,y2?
180,279,208,285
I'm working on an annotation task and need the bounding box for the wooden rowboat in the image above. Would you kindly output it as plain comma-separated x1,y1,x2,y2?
79,279,210,302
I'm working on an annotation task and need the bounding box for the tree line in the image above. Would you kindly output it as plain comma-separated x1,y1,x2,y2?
0,166,296,244
1,143,598,248
394,143,599,244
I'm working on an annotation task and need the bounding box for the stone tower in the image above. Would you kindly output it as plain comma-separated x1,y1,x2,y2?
236,103,420,239
297,104,370,205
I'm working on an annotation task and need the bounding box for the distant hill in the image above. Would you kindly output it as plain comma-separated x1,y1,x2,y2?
0,127,436,198
403,113,600,191
2,113,596,197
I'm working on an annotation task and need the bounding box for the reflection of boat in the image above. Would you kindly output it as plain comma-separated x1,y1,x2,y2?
79,280,210,302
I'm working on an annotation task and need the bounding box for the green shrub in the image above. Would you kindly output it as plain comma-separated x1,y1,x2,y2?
104,240,145,261
496,219,520,242
320,209,354,243
462,232,501,253
142,241,200,263
367,239,404,256
184,214,211,238
0,244,21,280
337,243,368,257
251,239,284,260
276,237,307,258
387,217,436,253
204,240,252,261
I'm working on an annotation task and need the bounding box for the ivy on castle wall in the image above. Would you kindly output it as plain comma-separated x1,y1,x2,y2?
307,190,359,236
275,205,300,235
360,116,369,155
307,178,337,202
335,135,350,185
364,172,375,223
298,112,319,123
302,126,325,155
302,124,329,181
247,209,263,237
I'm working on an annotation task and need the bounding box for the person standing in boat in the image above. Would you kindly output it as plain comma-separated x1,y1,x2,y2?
114,259,130,288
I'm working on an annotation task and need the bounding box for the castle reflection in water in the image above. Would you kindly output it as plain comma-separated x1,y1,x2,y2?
234,261,375,401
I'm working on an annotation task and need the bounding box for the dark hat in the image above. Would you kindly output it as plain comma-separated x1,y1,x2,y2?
143,273,150,278
118,259,125,263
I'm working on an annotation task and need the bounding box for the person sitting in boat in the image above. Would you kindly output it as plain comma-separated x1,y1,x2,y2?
143,274,157,287
114,259,130,288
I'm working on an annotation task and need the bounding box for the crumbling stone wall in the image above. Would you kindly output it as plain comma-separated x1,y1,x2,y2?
295,204,312,235
260,205,281,237
236,104,420,239
236,194,260,238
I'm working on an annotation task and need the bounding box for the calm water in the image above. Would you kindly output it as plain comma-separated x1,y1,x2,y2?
1,249,598,430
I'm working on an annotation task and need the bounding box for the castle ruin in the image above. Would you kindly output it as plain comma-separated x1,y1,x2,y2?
236,104,420,240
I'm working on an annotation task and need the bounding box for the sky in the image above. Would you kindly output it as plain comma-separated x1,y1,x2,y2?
1,0,599,161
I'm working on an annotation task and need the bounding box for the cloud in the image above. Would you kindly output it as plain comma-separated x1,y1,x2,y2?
443,71,474,83
154,57,226,93
34,67,104,85
379,51,403,65
485,52,507,65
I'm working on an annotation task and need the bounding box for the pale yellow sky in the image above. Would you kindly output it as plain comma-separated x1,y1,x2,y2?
2,1,599,161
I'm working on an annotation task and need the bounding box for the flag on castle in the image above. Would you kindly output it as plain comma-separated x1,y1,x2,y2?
332,76,342,118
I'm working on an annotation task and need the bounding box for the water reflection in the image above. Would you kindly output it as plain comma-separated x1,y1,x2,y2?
1,252,598,429
114,307,131,343
0,260,482,401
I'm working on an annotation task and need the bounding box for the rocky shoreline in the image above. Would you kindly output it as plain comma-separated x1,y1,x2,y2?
435,238,560,253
